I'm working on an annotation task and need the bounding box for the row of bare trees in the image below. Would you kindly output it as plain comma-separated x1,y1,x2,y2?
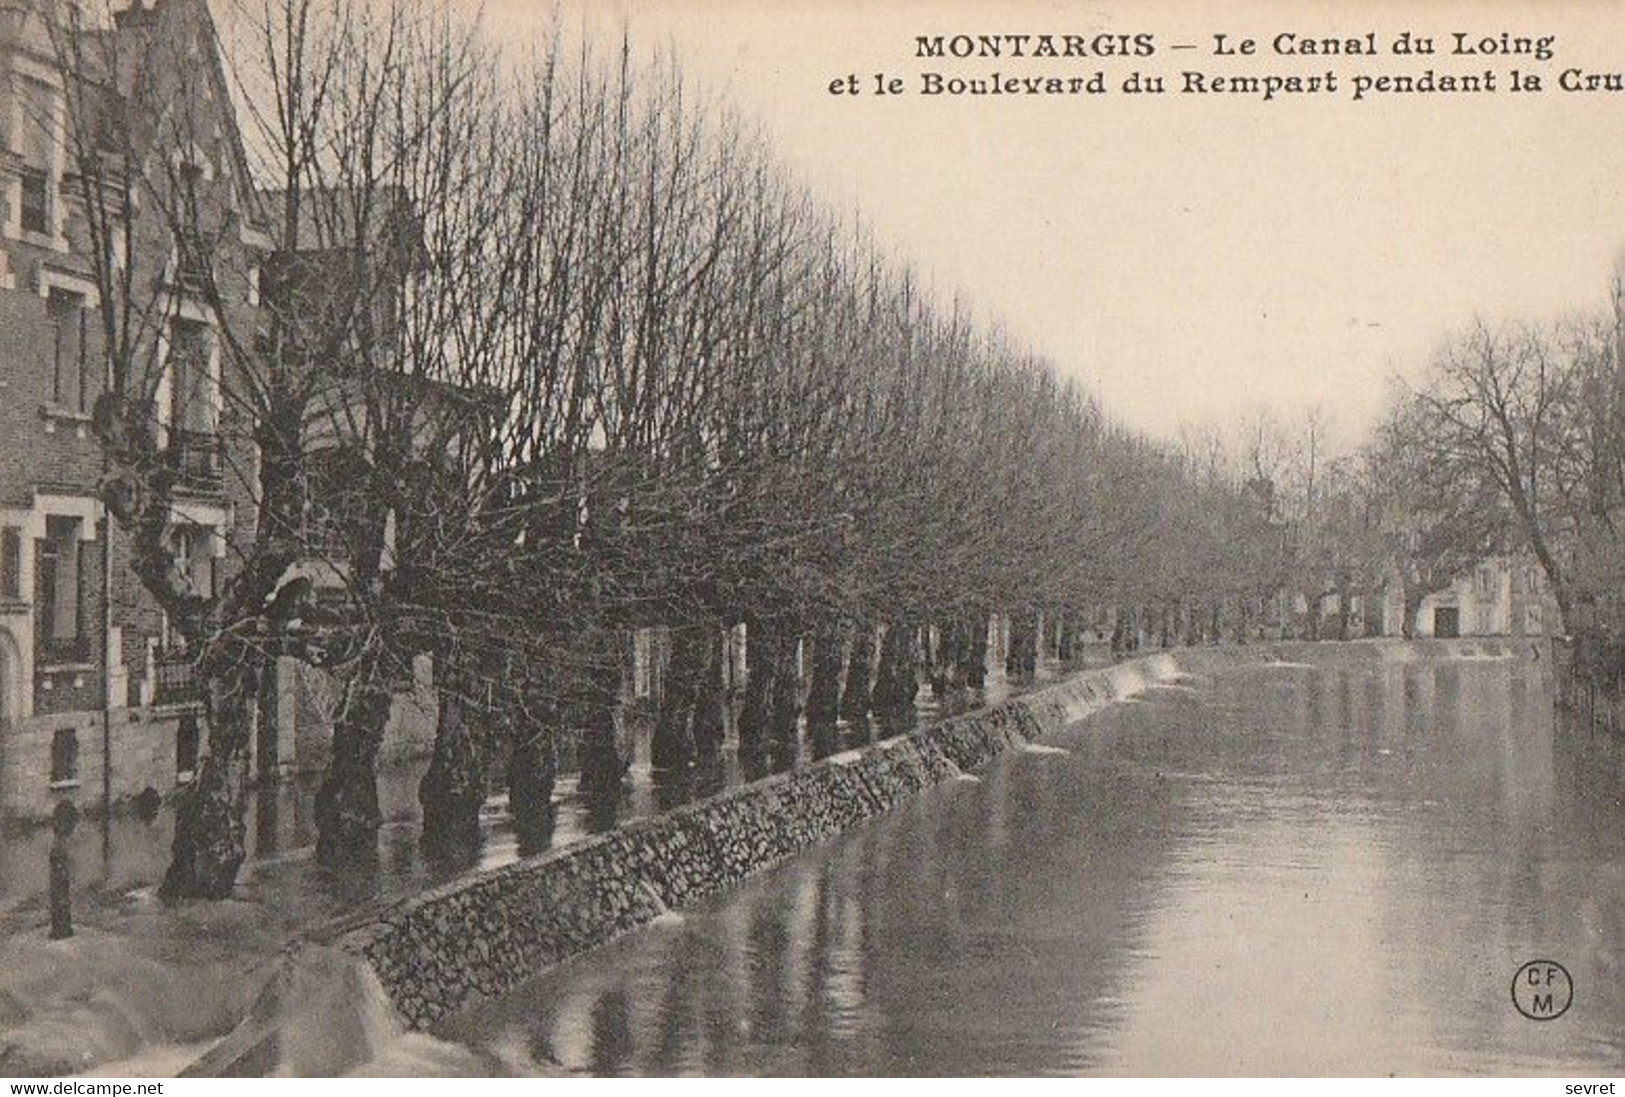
1179,281,1625,653
1378,303,1625,662
46,0,1297,900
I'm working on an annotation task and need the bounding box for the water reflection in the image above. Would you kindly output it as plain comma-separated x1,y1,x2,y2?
0,663,1044,935
48,804,75,941
444,656,1625,1076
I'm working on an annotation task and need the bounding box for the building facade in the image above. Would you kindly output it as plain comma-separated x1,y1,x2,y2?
0,0,441,823
0,0,259,821
1407,556,1555,640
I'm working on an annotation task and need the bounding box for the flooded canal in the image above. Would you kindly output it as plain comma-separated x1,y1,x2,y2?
440,651,1625,1076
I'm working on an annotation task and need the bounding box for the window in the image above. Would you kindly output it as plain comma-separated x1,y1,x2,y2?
47,288,88,410
0,527,19,601
174,228,211,289
50,728,79,786
169,526,214,599
14,80,57,238
171,528,193,593
175,714,200,780
167,319,221,490
38,516,85,661
19,167,49,235
90,87,124,155
168,318,215,434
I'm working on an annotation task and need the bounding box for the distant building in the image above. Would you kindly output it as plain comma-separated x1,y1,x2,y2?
1408,556,1555,639
1264,555,1556,643
1355,556,1556,641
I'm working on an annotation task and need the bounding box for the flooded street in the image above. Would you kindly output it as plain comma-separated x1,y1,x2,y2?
442,652,1625,1076
0,690,991,935
0,673,1013,1076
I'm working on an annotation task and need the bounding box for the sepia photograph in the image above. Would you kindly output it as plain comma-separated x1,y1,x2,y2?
0,0,1622,1082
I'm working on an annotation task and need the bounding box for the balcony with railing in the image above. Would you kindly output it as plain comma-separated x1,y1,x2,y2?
152,646,201,707
172,229,212,292
166,428,224,493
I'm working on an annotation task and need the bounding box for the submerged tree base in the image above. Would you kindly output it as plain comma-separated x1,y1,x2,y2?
161,761,249,901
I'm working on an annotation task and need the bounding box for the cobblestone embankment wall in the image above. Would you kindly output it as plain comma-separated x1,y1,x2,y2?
335,638,1524,1031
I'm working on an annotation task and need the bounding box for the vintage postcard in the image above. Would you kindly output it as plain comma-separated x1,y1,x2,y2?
0,0,1621,1083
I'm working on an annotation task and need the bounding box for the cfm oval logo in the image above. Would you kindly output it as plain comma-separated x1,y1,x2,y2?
1511,960,1574,1021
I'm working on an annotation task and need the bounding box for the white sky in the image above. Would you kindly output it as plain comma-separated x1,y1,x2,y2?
477,0,1625,443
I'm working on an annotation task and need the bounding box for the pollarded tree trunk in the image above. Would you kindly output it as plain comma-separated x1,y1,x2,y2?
1057,613,1076,664
927,621,947,698
805,629,843,761
840,625,875,721
1005,613,1028,678
962,610,990,688
651,625,706,772
872,621,919,723
804,628,843,731
769,632,803,744
507,720,557,855
930,617,965,698
953,615,973,690
1402,585,1426,640
738,619,779,758
574,643,628,800
160,644,261,900
1004,612,1039,678
419,679,485,857
314,665,395,869
692,628,727,763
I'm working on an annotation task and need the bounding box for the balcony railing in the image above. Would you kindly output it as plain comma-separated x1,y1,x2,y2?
167,429,224,492
153,647,201,706
173,231,212,291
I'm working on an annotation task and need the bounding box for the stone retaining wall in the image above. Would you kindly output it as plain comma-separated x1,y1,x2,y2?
335,638,1525,1031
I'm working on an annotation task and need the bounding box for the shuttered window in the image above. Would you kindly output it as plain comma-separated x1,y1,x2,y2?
47,288,88,409
38,517,85,660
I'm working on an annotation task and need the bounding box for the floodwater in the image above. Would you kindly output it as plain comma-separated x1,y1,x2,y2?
440,652,1625,1076
0,678,1008,932
0,655,1043,1076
